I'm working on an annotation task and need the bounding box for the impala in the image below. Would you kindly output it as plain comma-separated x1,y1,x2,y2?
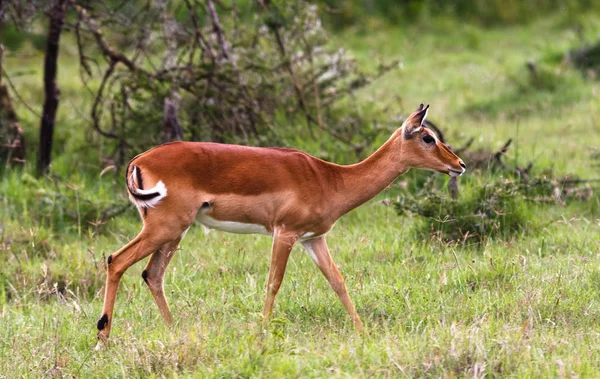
95,104,465,346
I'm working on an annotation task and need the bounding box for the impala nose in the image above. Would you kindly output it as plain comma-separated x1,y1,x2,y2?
459,161,466,170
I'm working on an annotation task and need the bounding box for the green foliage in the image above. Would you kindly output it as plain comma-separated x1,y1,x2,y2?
81,1,394,162
396,179,536,244
317,0,600,28
1,170,129,233
568,39,600,76
0,25,47,52
396,172,598,245
2,7,600,378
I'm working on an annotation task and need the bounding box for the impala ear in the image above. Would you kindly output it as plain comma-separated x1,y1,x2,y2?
403,104,429,138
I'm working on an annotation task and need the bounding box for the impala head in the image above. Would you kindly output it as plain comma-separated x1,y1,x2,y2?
400,104,466,177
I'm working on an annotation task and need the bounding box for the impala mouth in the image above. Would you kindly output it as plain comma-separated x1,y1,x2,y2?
448,168,464,177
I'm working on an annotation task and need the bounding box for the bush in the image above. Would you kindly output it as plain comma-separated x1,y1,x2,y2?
396,179,535,245
395,175,596,245
73,1,396,165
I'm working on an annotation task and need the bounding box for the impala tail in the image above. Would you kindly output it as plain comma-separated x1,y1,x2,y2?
126,164,167,208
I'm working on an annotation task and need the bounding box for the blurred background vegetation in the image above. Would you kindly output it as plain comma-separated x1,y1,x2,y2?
1,0,598,238
317,0,600,27
1,0,600,377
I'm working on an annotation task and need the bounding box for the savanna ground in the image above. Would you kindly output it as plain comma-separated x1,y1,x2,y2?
2,8,600,378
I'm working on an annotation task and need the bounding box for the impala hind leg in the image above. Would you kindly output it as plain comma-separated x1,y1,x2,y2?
262,231,298,319
301,237,363,331
141,233,185,324
96,227,183,348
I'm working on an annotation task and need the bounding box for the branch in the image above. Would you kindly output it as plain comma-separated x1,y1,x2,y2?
70,1,153,77
558,178,600,184
1,66,41,118
206,0,229,61
74,18,92,77
90,60,119,139
449,176,459,199
494,139,512,162
454,137,474,155
185,0,216,64
256,1,318,138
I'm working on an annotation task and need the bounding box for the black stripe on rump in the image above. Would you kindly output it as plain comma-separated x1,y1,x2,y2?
135,165,144,190
134,192,161,201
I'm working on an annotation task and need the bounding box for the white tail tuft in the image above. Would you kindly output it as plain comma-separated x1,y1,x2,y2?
128,166,168,208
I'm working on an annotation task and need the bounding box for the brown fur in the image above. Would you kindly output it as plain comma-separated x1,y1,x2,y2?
95,105,465,346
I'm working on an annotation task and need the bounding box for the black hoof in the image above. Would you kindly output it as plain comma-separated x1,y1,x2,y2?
97,314,109,331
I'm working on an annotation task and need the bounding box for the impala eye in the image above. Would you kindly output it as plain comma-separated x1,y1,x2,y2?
422,135,435,144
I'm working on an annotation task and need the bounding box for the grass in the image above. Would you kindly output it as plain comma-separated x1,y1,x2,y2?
2,11,600,378
2,204,600,377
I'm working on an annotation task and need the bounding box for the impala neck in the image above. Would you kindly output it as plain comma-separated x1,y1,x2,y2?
334,132,408,218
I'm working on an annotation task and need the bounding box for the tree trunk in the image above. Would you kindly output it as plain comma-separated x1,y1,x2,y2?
449,177,459,199
163,93,183,142
0,44,26,167
0,83,27,167
0,2,26,167
37,0,67,176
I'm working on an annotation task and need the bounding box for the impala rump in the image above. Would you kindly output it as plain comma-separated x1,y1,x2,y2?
126,165,168,208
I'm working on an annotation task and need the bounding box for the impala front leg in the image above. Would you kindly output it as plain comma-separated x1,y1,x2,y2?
262,229,298,319
302,237,363,331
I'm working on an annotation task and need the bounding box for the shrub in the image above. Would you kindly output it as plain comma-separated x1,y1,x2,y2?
396,179,534,245
72,1,396,165
395,175,596,245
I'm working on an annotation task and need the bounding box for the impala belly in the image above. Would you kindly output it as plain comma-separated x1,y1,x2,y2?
195,190,326,239
197,212,271,235
301,241,320,264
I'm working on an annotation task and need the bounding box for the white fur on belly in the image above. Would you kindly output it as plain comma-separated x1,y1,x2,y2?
301,241,320,265
197,213,270,235
300,232,323,242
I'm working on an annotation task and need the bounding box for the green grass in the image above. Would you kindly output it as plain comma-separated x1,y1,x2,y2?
2,203,599,377
2,11,600,378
